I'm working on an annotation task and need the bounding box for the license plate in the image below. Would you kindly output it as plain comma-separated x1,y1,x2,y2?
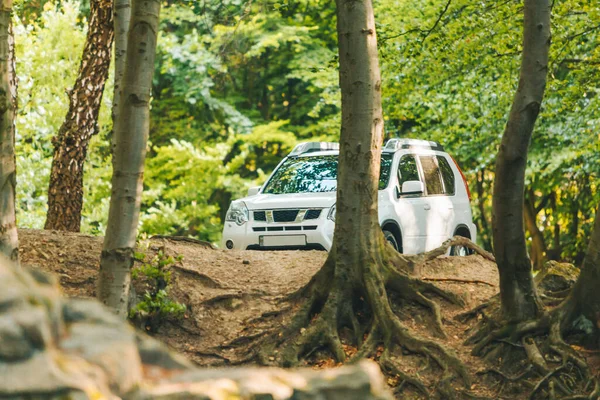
260,235,306,247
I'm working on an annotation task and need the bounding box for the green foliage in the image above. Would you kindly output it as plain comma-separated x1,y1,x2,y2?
141,121,297,242
130,290,186,321
129,249,186,330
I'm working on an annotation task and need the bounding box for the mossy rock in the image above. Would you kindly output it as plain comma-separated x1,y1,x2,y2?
535,261,580,293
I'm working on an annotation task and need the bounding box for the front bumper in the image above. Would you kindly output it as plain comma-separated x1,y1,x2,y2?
221,217,335,251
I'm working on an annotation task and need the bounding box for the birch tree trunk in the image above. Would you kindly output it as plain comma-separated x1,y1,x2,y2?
44,0,114,232
492,0,550,322
112,0,130,128
97,0,161,317
0,0,18,262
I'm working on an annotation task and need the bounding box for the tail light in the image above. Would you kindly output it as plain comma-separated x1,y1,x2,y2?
451,156,471,201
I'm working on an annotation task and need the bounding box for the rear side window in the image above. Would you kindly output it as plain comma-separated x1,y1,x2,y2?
419,156,444,195
437,156,455,195
397,155,420,190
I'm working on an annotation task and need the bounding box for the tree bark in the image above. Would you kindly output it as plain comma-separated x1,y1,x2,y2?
112,0,130,131
564,207,600,336
97,0,161,317
44,0,114,232
0,0,18,262
331,0,385,290
492,0,550,322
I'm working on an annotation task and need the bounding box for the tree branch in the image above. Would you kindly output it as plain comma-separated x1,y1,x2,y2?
422,0,452,43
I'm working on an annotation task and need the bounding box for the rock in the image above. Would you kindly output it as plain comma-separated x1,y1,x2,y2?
137,360,392,400
536,261,579,293
0,255,392,400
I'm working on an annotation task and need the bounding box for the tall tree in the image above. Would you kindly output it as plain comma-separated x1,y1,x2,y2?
112,0,130,127
97,0,161,317
492,0,550,322
44,0,114,232
0,0,18,262
256,0,472,395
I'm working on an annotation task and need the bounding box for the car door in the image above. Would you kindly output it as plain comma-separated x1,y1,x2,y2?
394,154,428,254
418,155,454,250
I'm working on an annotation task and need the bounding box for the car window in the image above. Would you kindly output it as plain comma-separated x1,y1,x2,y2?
437,156,455,195
397,155,420,191
379,153,394,190
263,156,338,194
419,156,444,195
263,154,394,194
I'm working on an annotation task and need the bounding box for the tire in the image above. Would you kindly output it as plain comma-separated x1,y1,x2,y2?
450,232,473,256
383,230,400,252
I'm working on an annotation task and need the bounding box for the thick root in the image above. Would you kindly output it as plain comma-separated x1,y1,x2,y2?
465,299,598,399
245,245,471,397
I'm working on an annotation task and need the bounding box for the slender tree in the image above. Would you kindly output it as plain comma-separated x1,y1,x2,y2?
469,2,599,394
524,190,548,271
491,0,550,322
0,0,18,262
97,0,161,317
44,0,114,232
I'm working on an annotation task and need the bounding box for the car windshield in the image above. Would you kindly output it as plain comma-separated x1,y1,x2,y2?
262,153,394,194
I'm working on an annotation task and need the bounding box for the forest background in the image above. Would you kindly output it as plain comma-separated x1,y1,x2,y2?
14,0,599,262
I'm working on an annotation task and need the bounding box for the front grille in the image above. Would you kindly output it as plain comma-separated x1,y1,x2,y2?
254,211,266,221
253,226,314,232
305,209,322,220
273,209,299,222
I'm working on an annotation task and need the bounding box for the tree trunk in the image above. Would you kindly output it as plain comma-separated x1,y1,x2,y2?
476,168,492,251
112,0,130,130
0,0,18,262
524,190,547,271
44,0,114,232
97,0,161,317
331,0,385,294
492,0,550,322
564,207,600,337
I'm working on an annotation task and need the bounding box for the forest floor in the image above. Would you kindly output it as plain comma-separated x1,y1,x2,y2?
19,229,600,399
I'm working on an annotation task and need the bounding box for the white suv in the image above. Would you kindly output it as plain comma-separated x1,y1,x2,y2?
221,139,476,254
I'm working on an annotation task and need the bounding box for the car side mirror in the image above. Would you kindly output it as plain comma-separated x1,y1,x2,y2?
400,180,424,196
247,186,261,196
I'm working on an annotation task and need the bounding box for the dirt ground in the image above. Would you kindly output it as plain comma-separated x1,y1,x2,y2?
18,228,597,399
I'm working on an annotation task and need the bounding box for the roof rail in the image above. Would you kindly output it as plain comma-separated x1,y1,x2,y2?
289,142,340,156
384,138,444,152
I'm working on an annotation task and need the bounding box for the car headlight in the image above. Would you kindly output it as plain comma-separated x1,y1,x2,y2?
327,204,336,221
225,201,249,226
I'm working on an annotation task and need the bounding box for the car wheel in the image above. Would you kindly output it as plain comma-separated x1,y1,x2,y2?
450,233,473,256
383,230,400,252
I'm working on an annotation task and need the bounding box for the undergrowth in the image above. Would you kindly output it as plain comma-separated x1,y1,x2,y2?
130,244,186,332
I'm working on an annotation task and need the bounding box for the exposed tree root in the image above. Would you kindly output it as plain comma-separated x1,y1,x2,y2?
422,277,496,287
407,236,496,269
463,293,600,400
239,242,474,397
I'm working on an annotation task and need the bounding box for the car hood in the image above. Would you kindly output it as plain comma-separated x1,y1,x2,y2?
241,192,337,210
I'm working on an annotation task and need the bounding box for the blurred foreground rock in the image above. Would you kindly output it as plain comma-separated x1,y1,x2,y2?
0,256,391,400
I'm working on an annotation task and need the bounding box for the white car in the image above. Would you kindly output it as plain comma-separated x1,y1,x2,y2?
222,139,476,255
